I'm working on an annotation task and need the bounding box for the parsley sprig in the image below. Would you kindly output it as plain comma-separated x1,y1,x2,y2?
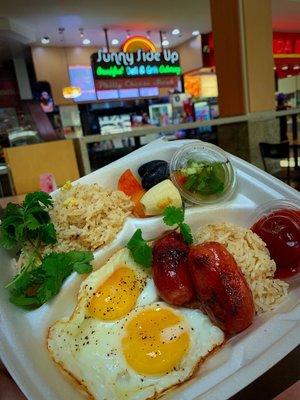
8,251,93,308
127,229,153,268
163,206,193,245
0,191,57,251
0,191,94,309
126,206,193,268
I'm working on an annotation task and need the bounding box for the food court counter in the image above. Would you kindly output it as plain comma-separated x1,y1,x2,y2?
72,108,300,176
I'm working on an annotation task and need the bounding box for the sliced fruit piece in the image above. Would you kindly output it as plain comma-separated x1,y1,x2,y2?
131,190,146,218
140,179,182,216
118,169,143,197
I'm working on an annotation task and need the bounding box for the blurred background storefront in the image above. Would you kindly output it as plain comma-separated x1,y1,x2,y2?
0,0,299,196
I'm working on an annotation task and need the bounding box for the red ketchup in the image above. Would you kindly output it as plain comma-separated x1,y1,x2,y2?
251,208,300,279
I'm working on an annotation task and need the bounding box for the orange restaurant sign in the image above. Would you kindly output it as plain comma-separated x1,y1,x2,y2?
122,36,157,53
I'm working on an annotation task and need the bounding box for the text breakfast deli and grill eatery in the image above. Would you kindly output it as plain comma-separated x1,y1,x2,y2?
92,48,181,79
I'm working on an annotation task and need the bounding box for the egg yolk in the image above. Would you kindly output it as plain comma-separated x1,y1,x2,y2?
122,306,190,375
87,267,141,320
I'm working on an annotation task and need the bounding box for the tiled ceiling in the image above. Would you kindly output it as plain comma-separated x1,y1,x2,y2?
0,0,211,48
0,0,299,58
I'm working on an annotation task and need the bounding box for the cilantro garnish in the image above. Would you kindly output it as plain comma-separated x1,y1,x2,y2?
163,206,184,226
178,222,193,245
0,191,94,309
163,206,193,245
7,251,93,308
126,229,152,268
127,206,193,268
0,191,57,250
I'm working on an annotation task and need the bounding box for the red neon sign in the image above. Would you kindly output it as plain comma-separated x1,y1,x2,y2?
273,32,300,54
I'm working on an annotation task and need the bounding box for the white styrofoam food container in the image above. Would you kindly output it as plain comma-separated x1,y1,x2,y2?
0,138,299,400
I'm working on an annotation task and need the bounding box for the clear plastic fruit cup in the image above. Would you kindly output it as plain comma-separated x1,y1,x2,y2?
170,142,237,205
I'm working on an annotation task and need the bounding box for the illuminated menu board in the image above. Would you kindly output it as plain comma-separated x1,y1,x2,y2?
119,88,139,98
139,87,159,97
96,89,119,101
96,87,159,101
69,65,96,102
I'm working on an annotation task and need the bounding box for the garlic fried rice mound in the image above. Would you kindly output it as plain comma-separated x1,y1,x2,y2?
195,222,289,314
48,183,133,252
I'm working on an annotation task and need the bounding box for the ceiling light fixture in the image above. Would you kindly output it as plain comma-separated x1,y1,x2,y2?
273,66,277,70
111,38,119,45
41,36,50,44
192,30,200,36
293,65,300,70
281,65,289,70
162,39,169,47
287,74,292,78
172,28,180,35
59,27,82,100
126,30,131,39
79,28,91,45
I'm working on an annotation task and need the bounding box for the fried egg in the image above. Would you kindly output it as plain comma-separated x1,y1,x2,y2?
48,248,224,400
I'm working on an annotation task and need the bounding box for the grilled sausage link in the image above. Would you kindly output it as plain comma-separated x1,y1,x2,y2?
152,231,195,306
188,242,255,335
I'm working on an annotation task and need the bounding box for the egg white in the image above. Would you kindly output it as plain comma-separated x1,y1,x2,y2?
48,249,225,400
77,248,157,307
